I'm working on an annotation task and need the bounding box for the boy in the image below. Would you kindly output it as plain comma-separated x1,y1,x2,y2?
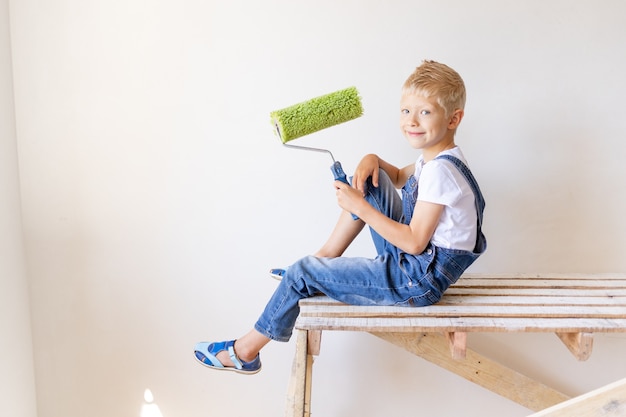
194,60,486,374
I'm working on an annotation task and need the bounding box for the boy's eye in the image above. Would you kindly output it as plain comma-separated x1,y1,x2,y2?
401,108,431,116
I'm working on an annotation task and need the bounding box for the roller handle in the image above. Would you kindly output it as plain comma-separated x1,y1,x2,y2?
331,161,349,184
331,161,359,220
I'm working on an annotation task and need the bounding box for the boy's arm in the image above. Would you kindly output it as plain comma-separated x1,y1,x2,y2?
335,182,444,255
352,154,415,192
378,158,415,188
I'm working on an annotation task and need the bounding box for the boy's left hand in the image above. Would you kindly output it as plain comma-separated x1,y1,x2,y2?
352,154,380,194
334,180,365,215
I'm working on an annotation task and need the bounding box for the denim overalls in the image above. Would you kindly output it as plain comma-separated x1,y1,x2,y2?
255,155,487,342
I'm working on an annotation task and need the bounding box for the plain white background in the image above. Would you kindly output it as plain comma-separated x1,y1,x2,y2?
3,0,626,416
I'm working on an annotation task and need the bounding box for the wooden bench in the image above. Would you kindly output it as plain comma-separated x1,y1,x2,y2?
284,273,626,416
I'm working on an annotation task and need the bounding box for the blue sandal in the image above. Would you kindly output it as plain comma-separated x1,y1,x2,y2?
269,268,286,281
194,340,262,375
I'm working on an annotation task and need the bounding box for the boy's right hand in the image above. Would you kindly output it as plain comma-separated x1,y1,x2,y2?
352,154,380,195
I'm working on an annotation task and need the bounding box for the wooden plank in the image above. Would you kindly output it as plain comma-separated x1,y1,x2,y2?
439,296,626,306
299,294,626,305
453,282,626,289
284,330,319,417
453,279,626,284
299,304,626,319
307,330,322,356
446,332,467,360
445,288,626,297
299,293,626,307
302,293,626,304
295,315,626,333
304,349,314,417
460,273,626,280
372,332,570,411
452,279,626,289
527,377,626,416
285,330,309,417
555,332,594,361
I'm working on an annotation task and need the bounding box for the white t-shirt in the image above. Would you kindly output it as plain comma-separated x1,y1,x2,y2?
414,147,478,252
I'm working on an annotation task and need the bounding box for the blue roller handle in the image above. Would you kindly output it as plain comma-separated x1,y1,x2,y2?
331,161,359,220
331,161,349,184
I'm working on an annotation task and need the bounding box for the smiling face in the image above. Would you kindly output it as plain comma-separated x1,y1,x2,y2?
399,93,463,161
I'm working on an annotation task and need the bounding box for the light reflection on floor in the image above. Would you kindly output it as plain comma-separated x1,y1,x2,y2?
140,389,164,417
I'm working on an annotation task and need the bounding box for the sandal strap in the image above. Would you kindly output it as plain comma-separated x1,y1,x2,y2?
227,343,243,370
201,347,224,369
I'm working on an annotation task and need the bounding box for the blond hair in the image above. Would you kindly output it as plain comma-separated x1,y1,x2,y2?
402,60,466,117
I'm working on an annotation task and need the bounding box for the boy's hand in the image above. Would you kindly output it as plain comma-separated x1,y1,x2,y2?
334,180,366,215
352,154,380,195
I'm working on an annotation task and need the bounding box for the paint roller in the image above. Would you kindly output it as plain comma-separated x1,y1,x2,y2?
270,86,363,185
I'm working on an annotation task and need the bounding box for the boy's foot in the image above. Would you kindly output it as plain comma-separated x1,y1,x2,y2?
194,340,262,375
269,268,285,281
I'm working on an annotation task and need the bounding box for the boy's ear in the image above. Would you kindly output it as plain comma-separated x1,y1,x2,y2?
448,109,464,129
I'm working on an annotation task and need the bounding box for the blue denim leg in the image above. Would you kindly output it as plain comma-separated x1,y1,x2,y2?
254,170,439,342
254,252,440,342
363,170,405,255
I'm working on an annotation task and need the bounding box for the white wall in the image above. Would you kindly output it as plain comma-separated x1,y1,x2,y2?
0,0,38,415
9,0,626,416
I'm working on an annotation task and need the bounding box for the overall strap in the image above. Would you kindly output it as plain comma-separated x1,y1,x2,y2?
435,154,487,253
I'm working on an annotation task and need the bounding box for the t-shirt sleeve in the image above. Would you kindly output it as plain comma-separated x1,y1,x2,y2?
416,161,462,206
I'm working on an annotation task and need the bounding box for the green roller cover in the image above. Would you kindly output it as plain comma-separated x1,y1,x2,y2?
271,86,363,143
